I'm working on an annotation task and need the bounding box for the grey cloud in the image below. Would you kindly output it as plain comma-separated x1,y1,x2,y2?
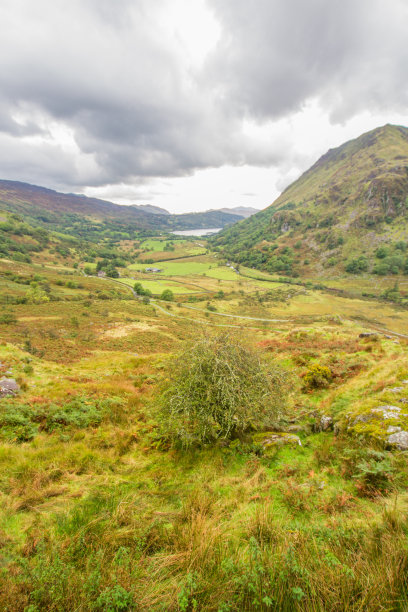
0,0,406,193
206,0,408,122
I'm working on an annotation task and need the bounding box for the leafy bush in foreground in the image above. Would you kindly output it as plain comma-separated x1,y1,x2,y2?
159,332,290,447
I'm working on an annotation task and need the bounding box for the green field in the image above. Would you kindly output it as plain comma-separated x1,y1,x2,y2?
117,276,198,294
128,260,212,276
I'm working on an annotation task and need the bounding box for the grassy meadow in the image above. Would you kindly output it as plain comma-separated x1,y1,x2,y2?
1,234,408,610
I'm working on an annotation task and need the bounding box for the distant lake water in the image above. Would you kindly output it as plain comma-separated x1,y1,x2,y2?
171,228,222,236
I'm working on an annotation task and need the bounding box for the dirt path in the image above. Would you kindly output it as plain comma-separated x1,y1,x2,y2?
102,276,408,339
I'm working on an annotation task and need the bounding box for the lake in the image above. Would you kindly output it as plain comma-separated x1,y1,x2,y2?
171,228,222,236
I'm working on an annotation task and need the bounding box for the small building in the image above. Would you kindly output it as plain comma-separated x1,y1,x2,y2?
145,267,162,273
97,270,106,278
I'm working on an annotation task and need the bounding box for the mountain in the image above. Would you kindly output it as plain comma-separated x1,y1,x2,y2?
210,206,260,218
0,180,243,239
213,124,408,277
130,203,170,215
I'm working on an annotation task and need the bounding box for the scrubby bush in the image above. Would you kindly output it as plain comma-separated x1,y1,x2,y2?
0,313,17,324
160,289,174,301
159,332,290,447
0,397,123,442
303,364,332,389
133,282,152,297
345,256,369,274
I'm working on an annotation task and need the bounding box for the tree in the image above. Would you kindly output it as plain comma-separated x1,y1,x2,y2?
159,332,290,447
160,289,174,301
134,282,152,297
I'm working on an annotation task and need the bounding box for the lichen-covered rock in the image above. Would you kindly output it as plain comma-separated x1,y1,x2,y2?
0,378,20,397
286,424,304,433
387,430,408,450
353,405,401,425
320,415,333,431
372,406,401,419
253,432,302,451
387,426,401,434
389,387,404,393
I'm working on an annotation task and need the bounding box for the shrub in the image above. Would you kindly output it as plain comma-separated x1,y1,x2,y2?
159,332,290,447
303,364,332,389
345,256,369,273
0,313,17,325
93,584,134,611
160,289,174,301
133,282,152,297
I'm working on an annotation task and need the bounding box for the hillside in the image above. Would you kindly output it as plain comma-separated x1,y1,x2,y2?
130,203,170,215
213,124,408,277
2,211,408,609
0,180,243,239
210,206,260,218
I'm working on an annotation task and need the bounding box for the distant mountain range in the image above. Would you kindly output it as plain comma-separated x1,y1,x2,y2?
0,180,245,235
213,124,408,277
209,206,259,218
130,203,170,215
130,203,260,218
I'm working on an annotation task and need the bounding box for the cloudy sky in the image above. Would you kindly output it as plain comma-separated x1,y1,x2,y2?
1,0,408,213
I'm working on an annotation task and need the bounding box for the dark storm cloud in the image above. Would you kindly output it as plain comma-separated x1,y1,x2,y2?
0,0,406,191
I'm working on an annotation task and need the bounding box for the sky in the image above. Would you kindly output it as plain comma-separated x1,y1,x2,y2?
1,0,408,214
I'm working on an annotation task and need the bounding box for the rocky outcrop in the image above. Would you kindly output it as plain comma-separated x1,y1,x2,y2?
253,432,302,453
352,405,402,425
0,378,20,397
319,415,333,431
387,430,408,450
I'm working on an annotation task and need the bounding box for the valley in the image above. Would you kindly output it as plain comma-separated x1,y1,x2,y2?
1,126,408,610
2,226,408,609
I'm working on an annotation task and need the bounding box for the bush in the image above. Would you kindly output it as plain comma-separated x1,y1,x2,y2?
0,313,17,325
160,289,174,301
0,397,123,442
134,282,152,297
345,256,369,274
303,364,332,389
93,585,134,611
159,332,290,447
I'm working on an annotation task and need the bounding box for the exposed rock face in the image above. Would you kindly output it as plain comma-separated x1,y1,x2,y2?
387,430,408,450
0,378,20,397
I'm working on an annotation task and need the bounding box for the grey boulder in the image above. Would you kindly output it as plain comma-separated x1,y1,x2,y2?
0,378,20,397
387,430,408,451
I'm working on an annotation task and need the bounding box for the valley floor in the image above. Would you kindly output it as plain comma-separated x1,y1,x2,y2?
1,242,408,610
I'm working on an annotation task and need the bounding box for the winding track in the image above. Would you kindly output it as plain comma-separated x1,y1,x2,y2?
102,276,408,338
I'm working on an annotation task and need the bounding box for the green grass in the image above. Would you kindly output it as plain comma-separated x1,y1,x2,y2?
128,260,212,276
2,228,408,609
117,277,197,294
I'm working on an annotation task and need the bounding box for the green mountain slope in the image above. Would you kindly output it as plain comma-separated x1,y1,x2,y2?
213,124,408,277
0,180,243,239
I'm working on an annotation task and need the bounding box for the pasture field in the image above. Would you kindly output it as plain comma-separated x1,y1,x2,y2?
137,238,206,261
2,243,408,610
118,277,199,295
128,259,212,276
